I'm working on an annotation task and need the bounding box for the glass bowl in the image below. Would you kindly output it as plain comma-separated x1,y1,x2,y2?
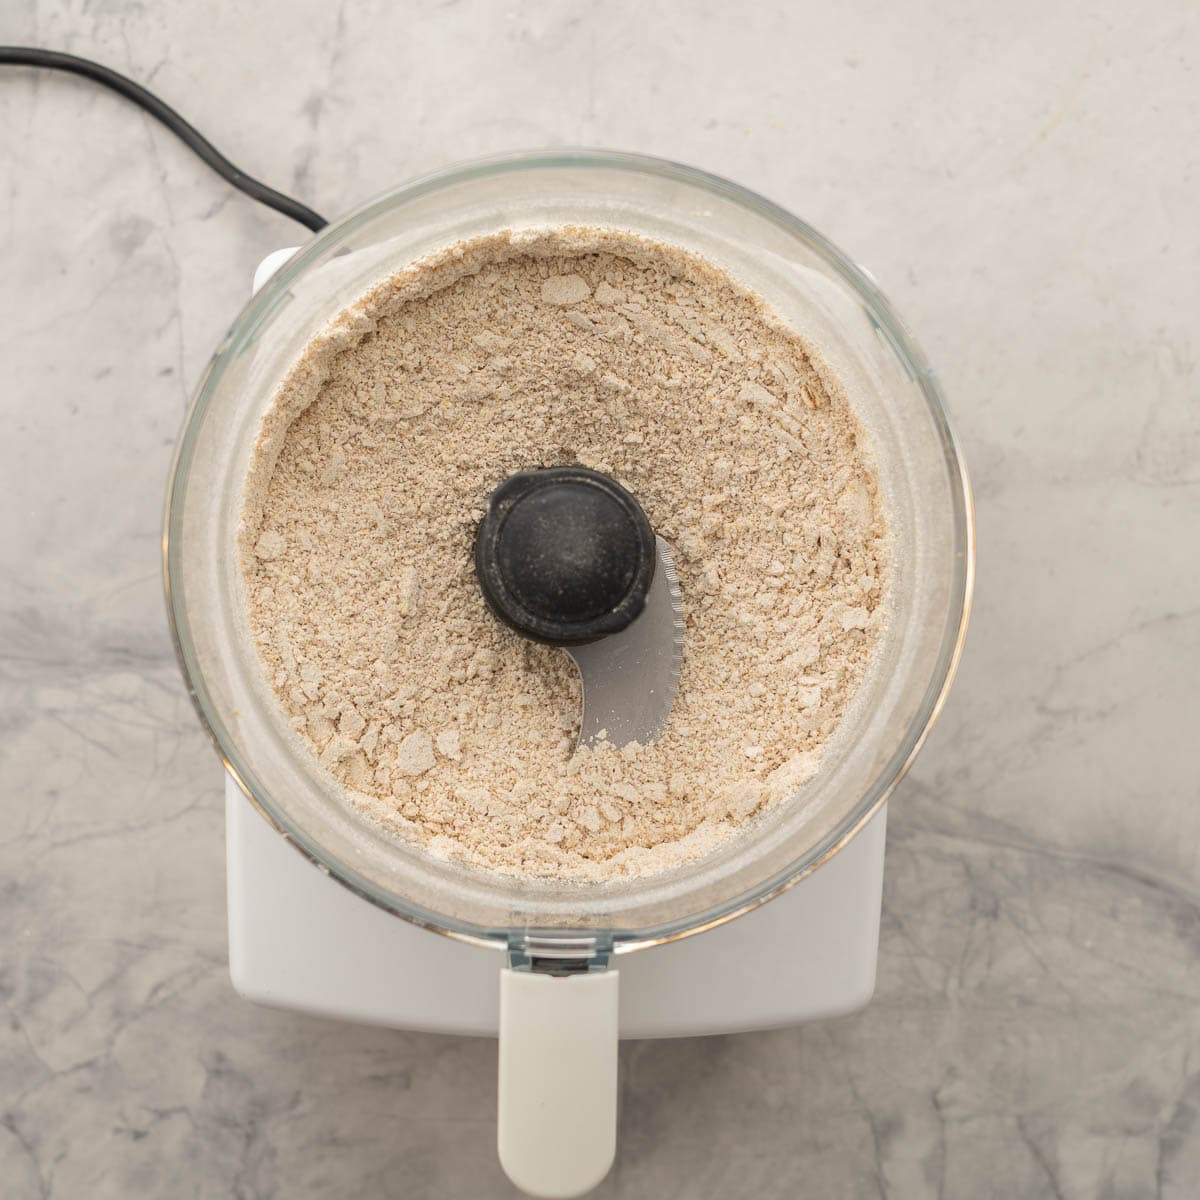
163,149,974,958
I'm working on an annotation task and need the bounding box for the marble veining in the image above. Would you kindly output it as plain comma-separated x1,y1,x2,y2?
1,1,1198,1195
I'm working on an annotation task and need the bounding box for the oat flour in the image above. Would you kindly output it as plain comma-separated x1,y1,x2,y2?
240,228,887,880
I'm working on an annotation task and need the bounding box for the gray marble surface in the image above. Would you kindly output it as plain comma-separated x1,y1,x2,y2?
2,1,1198,1196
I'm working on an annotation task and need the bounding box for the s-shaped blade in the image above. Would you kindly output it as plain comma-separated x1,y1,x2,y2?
567,537,684,750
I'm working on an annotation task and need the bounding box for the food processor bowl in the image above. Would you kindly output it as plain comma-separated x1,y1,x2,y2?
164,150,973,1197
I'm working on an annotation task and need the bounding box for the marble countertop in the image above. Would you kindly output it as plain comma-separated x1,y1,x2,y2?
2,2,1198,1196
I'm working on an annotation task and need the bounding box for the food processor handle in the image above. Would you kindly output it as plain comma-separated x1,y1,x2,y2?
498,967,619,1198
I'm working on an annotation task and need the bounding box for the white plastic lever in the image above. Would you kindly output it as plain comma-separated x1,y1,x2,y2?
252,246,301,294
497,967,619,1198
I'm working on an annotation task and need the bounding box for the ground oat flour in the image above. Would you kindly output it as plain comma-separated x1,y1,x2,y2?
240,227,887,881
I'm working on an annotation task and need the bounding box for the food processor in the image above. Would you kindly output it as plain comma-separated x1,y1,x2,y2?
164,150,973,1198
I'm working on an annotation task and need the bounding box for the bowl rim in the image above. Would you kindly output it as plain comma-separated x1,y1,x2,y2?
163,147,975,956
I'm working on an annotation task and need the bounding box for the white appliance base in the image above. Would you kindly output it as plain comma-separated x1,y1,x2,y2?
227,776,885,1039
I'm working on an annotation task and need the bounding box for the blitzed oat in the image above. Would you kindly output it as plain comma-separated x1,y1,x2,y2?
240,227,887,880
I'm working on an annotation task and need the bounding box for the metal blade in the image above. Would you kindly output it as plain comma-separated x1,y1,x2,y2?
567,536,684,750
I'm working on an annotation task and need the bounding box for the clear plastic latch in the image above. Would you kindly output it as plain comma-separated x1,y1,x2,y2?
507,932,613,975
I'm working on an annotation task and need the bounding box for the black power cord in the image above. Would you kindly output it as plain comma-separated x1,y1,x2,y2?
0,46,329,232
